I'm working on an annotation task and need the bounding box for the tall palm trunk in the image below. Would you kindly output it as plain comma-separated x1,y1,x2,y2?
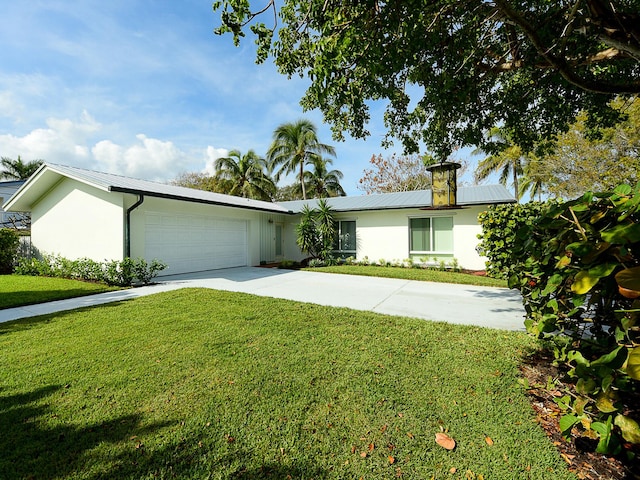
300,160,307,199
513,164,519,203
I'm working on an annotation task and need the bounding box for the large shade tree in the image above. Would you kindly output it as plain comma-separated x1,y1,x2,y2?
1,156,43,180
267,119,336,200
214,149,276,201
538,97,640,198
213,1,640,159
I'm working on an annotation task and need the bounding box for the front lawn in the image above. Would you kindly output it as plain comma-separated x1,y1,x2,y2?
0,275,121,309
305,265,508,287
0,288,573,479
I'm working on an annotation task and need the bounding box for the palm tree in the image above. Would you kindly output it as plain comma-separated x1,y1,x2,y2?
214,149,276,201
473,127,528,201
267,119,336,200
302,156,346,198
1,156,43,180
519,156,549,201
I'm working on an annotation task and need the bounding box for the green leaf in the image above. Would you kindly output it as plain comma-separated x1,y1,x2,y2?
588,263,617,278
559,414,579,434
626,347,640,380
601,222,640,244
613,184,632,196
615,266,640,299
592,418,613,454
566,241,592,256
571,270,600,294
591,346,627,369
614,414,640,444
570,264,617,294
575,377,596,395
555,255,571,268
595,391,618,413
543,273,565,295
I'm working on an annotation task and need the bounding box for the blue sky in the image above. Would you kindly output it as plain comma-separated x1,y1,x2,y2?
0,0,478,195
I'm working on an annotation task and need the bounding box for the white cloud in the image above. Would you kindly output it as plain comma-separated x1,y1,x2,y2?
0,111,201,182
93,134,191,181
0,111,100,163
203,146,229,175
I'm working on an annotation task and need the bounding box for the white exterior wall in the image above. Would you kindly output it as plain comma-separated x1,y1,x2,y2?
451,206,487,271
31,178,124,261
128,195,264,267
284,205,490,271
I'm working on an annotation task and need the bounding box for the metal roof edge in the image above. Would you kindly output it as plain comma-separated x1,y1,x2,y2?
2,163,50,211
110,187,294,214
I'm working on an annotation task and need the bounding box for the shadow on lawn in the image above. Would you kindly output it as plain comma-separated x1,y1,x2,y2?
0,385,173,479
0,302,129,335
0,288,114,310
0,385,330,479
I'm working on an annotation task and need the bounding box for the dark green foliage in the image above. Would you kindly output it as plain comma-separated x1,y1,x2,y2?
14,254,166,286
508,184,640,454
0,228,19,274
213,1,639,159
477,202,550,279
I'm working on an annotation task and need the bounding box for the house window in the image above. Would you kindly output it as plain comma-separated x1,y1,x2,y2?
409,217,453,254
333,220,356,254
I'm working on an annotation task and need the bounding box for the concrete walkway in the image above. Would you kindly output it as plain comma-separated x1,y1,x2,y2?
0,267,526,330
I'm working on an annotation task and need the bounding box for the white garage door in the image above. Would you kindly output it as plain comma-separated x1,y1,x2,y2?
144,212,248,275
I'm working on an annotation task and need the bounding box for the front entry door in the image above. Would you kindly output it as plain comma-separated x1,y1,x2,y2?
275,223,284,259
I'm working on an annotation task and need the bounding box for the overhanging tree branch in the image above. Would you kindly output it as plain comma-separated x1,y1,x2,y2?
494,0,640,94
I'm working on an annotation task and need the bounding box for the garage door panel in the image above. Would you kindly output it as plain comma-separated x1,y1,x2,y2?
145,212,247,275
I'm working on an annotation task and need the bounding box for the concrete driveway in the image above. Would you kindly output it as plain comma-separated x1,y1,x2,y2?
1,267,526,330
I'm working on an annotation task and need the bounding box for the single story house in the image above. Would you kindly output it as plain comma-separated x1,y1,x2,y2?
3,163,515,274
0,180,26,228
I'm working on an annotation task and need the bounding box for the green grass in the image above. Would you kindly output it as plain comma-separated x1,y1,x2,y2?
305,265,508,287
0,288,573,479
0,275,121,309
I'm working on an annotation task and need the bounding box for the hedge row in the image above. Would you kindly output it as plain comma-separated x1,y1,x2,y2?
15,254,167,286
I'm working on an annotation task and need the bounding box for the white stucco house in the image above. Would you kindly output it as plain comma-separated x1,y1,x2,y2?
3,163,515,275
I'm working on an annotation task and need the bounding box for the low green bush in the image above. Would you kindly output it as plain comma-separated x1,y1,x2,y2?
0,228,20,274
15,254,167,286
477,202,550,279
509,184,640,455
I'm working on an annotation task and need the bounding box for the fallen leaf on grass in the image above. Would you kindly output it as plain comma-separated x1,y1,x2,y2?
388,455,395,464
560,453,575,464
485,436,494,446
435,432,456,450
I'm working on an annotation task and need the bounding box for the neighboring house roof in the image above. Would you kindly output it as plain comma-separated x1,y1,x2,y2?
4,163,291,214
278,185,516,213
0,180,26,188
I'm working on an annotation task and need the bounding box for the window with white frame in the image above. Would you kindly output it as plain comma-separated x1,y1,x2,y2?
333,220,356,254
409,216,453,255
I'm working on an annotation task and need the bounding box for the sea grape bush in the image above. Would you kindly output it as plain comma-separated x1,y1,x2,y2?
477,202,550,279
15,254,167,286
508,184,640,454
